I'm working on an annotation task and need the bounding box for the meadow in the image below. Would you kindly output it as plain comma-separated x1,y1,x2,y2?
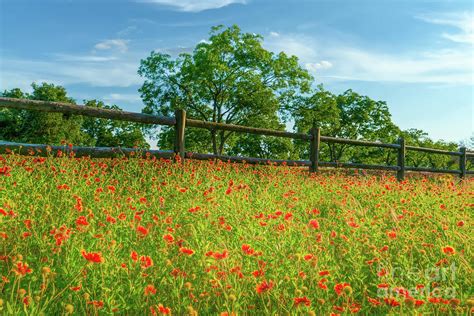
0,152,472,315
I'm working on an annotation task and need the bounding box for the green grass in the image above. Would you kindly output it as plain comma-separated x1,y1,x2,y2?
0,153,472,315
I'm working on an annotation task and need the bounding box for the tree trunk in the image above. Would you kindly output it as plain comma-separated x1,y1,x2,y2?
211,130,217,155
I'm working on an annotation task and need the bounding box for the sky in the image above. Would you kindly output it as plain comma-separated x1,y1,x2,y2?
0,0,473,144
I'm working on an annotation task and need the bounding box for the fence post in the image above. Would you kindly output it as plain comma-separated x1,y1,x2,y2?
397,137,405,181
174,109,186,161
309,127,320,173
459,147,466,179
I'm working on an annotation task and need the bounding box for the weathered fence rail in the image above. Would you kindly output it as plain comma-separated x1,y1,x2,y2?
0,97,472,180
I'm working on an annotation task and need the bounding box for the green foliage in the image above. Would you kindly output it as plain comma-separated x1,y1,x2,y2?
82,100,149,148
1,83,148,148
1,83,85,145
292,85,400,163
138,25,312,156
402,129,459,169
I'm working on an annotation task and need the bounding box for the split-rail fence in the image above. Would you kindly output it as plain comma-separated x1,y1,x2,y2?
0,97,472,181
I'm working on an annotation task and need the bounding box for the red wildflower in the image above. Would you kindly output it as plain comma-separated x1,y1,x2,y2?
131,251,138,261
13,262,33,276
242,244,255,255
386,230,397,239
211,250,228,260
309,219,320,229
163,234,174,244
367,296,382,306
87,300,104,308
334,282,351,296
256,280,274,294
158,304,171,314
384,297,400,307
179,247,195,256
137,225,149,237
139,255,153,268
442,246,455,255
76,216,89,226
81,250,103,263
144,284,157,296
294,296,311,306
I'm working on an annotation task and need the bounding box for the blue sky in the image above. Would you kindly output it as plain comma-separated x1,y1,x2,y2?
0,0,472,144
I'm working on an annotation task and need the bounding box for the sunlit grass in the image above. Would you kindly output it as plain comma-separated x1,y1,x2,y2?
0,153,472,315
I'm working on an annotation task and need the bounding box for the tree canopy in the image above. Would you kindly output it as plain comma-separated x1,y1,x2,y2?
1,83,148,148
138,25,312,156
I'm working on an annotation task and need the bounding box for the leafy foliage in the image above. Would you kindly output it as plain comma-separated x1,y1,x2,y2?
138,25,312,156
1,84,148,148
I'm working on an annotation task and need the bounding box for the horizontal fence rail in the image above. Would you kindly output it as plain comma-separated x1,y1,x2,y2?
0,97,472,180
0,97,176,126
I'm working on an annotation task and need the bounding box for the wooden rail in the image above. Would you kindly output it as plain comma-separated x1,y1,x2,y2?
0,97,471,180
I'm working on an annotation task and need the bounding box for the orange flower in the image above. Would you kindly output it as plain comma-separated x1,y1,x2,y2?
309,219,320,229
294,296,311,306
137,225,149,237
76,216,89,226
386,230,397,239
163,234,174,244
334,282,351,296
442,246,455,255
256,280,274,294
13,262,33,276
144,284,157,296
140,255,153,268
179,247,194,256
158,304,171,314
81,250,103,263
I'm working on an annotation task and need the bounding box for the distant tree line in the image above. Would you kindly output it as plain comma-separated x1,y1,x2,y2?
1,83,148,148
1,25,471,170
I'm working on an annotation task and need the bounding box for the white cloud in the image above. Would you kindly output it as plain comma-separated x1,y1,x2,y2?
0,56,141,89
140,0,247,12
416,11,474,44
264,31,473,85
305,61,332,71
104,93,142,103
94,39,129,53
269,31,280,37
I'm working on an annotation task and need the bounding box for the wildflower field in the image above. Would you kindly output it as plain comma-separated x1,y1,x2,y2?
0,153,472,315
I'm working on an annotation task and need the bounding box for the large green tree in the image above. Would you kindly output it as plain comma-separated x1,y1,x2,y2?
138,25,312,156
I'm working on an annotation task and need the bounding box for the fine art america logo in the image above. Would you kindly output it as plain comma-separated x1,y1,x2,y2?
376,262,457,299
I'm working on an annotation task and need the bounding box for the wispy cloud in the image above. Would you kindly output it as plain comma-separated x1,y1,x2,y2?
139,0,247,12
0,55,141,89
104,93,142,104
416,11,474,44
264,29,473,85
94,39,129,53
305,61,332,71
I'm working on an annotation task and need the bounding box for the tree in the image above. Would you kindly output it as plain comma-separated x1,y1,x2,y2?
81,100,149,148
1,83,149,148
292,86,400,163
1,83,86,145
138,25,312,156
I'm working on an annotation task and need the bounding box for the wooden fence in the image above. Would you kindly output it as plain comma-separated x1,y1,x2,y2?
0,97,472,181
